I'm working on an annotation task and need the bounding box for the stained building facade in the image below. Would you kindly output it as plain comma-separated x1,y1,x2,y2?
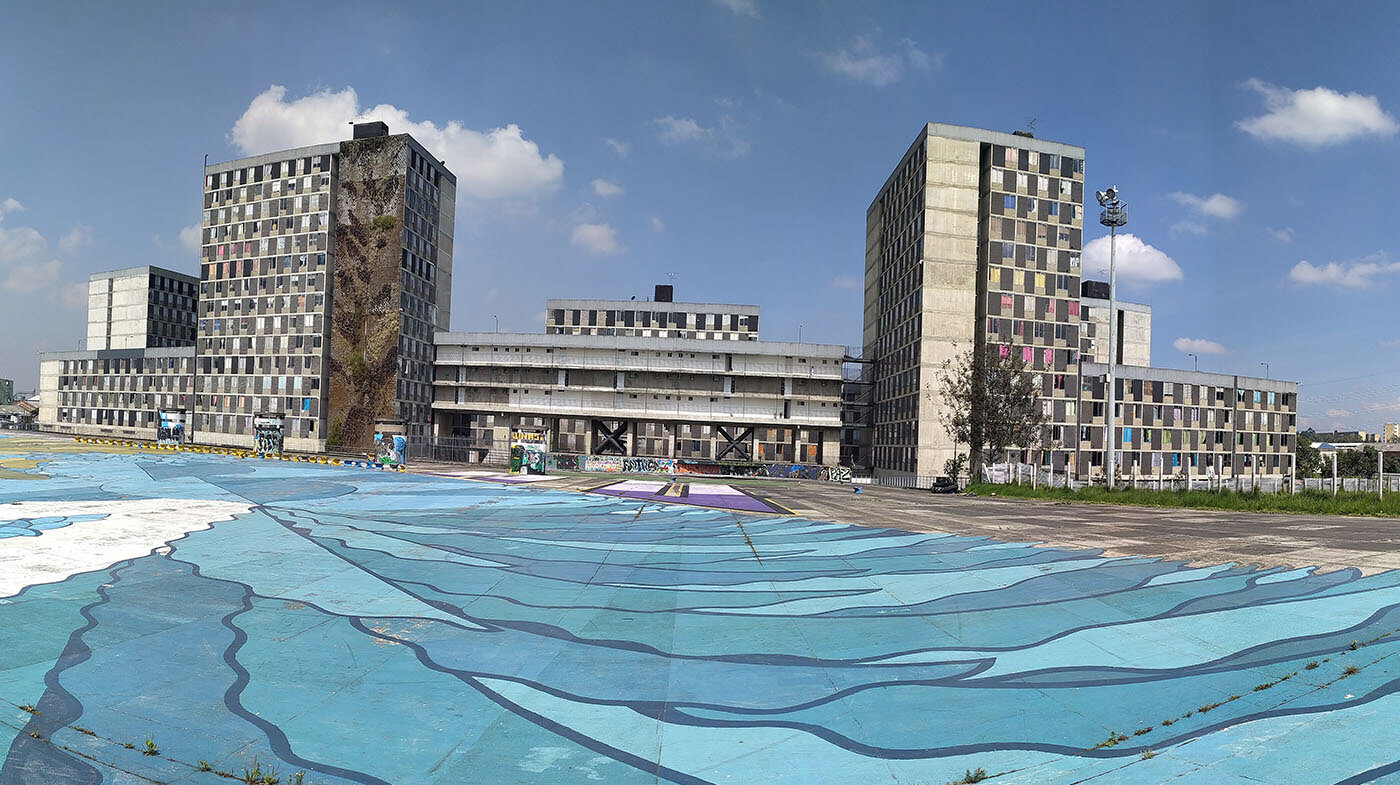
863,123,1086,482
194,121,455,452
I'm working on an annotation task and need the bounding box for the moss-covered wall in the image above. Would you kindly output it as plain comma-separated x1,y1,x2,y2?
327,136,407,450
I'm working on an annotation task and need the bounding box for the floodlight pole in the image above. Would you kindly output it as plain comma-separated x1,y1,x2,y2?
1097,187,1128,490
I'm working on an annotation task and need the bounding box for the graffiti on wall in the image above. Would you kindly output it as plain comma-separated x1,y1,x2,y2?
253,415,284,455
544,454,852,483
374,432,407,467
157,410,186,447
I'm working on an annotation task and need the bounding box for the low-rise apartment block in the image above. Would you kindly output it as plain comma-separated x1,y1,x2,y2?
1074,363,1298,479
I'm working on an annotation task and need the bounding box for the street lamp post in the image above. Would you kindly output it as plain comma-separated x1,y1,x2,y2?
1187,353,1198,372
1260,361,1270,379
1096,186,1128,489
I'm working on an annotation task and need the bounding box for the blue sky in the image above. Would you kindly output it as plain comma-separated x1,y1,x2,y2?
2,1,1397,431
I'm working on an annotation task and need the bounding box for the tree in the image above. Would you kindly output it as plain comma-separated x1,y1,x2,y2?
1296,433,1323,478
935,345,1046,481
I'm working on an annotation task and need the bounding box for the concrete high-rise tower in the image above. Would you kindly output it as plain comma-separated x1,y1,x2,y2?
195,121,456,451
863,124,1086,482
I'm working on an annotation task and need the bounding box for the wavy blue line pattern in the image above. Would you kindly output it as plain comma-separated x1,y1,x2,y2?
1,443,1400,783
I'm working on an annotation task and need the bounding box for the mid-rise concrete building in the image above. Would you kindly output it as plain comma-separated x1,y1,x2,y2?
195,121,455,452
1075,364,1297,480
85,266,197,350
40,266,199,439
545,286,759,341
38,349,195,440
1079,281,1151,367
862,122,1297,484
433,294,843,465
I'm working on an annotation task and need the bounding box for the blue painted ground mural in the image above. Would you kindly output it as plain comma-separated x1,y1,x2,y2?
3,433,1400,783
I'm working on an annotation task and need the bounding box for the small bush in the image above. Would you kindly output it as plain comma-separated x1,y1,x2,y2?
948,768,988,785
1133,726,1153,735
142,738,158,756
1344,665,1361,676
28,730,41,740
198,761,213,772
1141,748,1156,759
1306,661,1319,670
74,726,94,736
18,704,37,714
1161,718,1174,726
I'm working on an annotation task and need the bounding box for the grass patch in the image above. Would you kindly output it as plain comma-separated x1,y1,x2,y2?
966,483,1400,517
947,768,988,785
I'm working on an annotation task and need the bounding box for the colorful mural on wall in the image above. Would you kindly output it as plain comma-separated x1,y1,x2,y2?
327,135,408,452
6,433,1400,783
546,453,853,482
374,431,407,467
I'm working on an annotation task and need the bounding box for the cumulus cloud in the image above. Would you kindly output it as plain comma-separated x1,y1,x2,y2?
654,114,749,157
819,34,934,87
591,178,623,198
1267,226,1295,243
0,197,83,305
1237,79,1398,147
713,0,759,17
1288,252,1400,288
58,225,92,254
179,224,202,255
1173,337,1233,356
1168,192,1243,220
4,259,62,294
602,137,629,157
571,223,622,255
231,85,564,200
649,216,666,232
1082,233,1184,284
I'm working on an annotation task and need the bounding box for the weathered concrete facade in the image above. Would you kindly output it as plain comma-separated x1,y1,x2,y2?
432,330,844,466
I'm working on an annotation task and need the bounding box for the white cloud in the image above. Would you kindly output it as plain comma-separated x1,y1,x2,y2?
1168,192,1243,220
591,178,623,198
713,0,759,17
0,198,22,216
818,35,934,87
1173,337,1233,356
571,223,622,255
603,138,629,157
831,274,862,290
1326,408,1356,418
58,225,92,254
656,116,709,144
0,215,47,265
1382,338,1400,348
649,216,665,232
1267,226,1295,243
1082,233,1184,284
1237,79,1398,148
1170,220,1208,236
1288,252,1400,288
3,259,61,294
231,85,564,200
179,224,202,255
653,115,749,157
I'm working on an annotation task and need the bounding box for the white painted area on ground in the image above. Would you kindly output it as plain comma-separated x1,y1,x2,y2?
0,498,253,598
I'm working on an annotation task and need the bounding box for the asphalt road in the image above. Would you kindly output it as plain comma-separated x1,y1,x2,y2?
759,481,1400,575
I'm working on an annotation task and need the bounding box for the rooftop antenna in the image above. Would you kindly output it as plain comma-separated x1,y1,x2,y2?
1025,117,1037,132
666,272,678,284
